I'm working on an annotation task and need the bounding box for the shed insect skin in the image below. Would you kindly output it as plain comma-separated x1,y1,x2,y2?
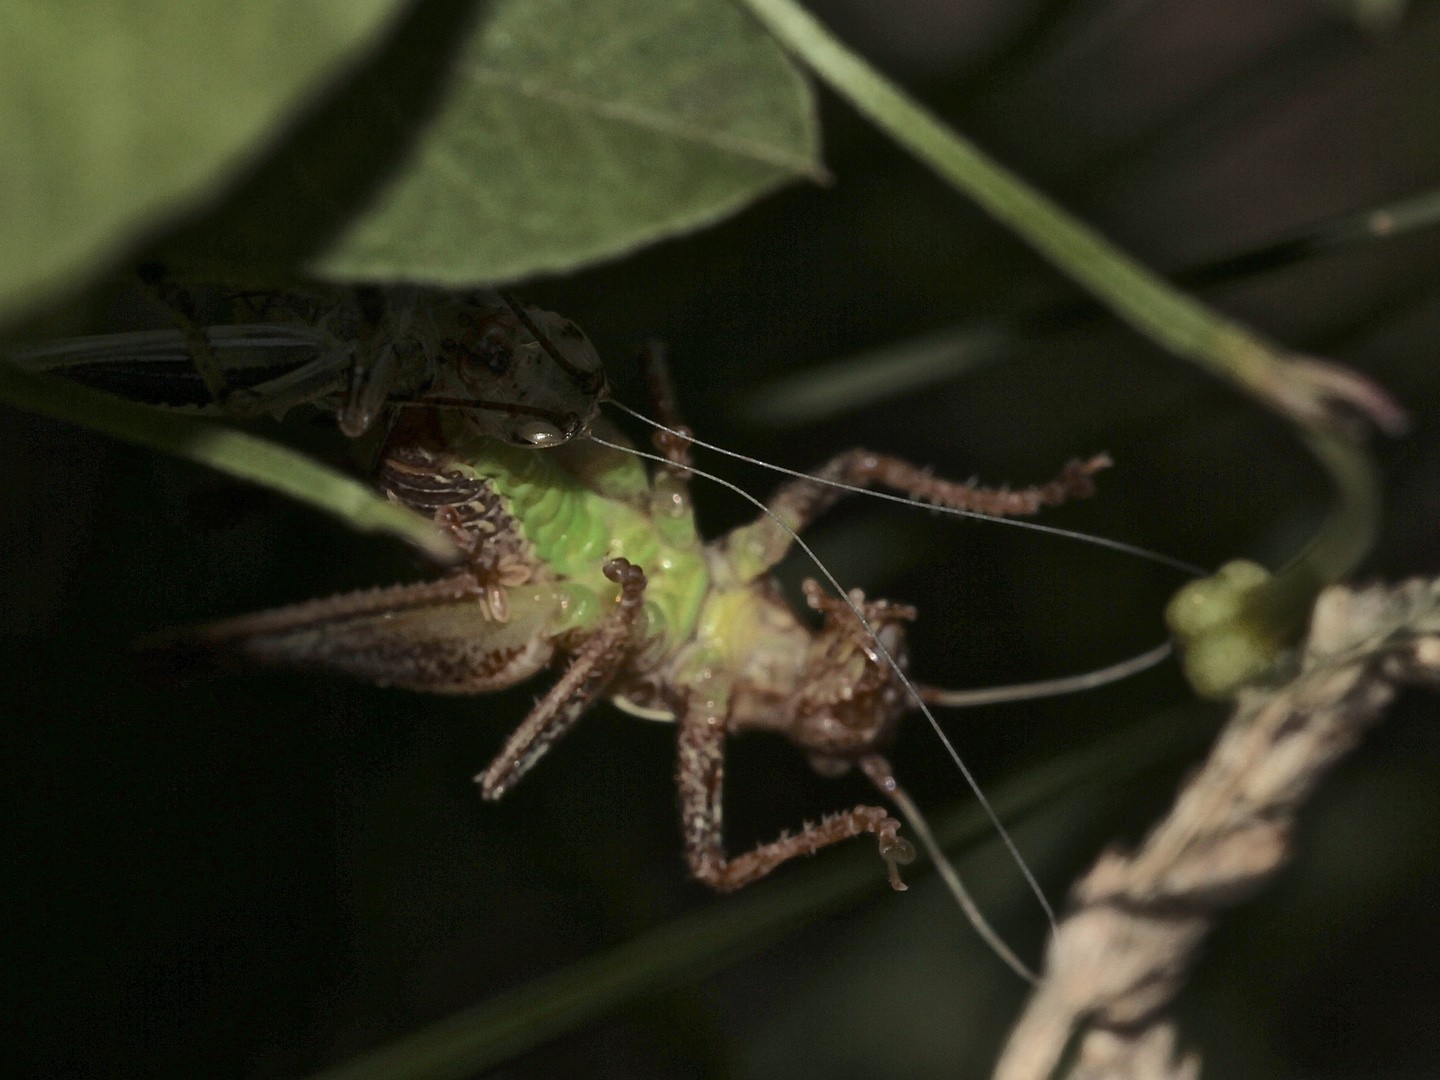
170,334,1110,894
5,281,607,449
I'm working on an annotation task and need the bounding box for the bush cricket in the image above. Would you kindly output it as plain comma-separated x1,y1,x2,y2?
17,285,1190,979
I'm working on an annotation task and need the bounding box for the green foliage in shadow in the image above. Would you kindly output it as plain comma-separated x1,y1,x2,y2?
0,0,410,322
150,0,823,289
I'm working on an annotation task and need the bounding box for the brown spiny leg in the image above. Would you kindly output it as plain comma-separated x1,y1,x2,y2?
637,338,696,526
732,449,1113,578
138,267,230,403
380,430,545,607
638,339,694,475
477,559,647,800
720,448,1112,582
677,684,916,893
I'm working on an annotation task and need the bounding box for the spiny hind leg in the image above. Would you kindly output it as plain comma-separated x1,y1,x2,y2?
721,449,1111,580
676,690,915,893
477,559,647,800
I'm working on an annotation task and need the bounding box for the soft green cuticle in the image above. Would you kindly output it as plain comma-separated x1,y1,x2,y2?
528,482,566,529
1165,559,1277,699
653,509,695,549
553,584,603,635
546,492,576,546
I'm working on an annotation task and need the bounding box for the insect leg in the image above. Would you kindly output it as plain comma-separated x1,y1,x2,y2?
677,690,915,893
138,270,231,403
223,347,354,419
638,340,694,476
720,449,1110,581
858,754,1037,982
476,559,647,800
337,339,402,436
337,287,407,437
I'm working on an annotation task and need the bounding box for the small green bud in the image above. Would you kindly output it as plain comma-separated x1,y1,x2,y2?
1165,559,1278,699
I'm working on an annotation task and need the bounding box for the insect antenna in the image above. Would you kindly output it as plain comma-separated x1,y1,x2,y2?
585,431,1056,977
606,398,1206,577
916,640,1175,707
859,755,1036,982
607,397,1195,702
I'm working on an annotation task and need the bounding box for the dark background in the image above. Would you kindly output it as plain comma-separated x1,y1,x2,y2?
6,1,1440,1077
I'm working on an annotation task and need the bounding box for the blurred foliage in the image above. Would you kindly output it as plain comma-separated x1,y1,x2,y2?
6,2,1440,1080
0,0,820,318
0,0,410,322
307,0,822,285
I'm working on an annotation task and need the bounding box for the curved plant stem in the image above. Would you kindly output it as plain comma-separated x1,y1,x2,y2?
0,361,457,562
735,0,1302,397
735,0,1393,690
745,182,1440,426
1243,427,1383,652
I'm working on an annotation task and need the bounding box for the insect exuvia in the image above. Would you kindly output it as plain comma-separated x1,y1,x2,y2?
4,281,607,447
18,284,1195,977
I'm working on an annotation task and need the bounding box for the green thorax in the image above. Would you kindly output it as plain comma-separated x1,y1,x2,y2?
439,415,709,652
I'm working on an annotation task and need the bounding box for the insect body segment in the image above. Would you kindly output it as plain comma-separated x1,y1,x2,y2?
418,411,712,655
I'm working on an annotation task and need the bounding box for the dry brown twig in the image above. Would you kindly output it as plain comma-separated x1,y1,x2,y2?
992,577,1440,1080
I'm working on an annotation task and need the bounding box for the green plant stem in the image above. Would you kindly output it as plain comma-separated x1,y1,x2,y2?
745,182,1440,426
736,0,1385,686
736,0,1282,396
0,361,457,562
305,704,1218,1080
1246,427,1383,648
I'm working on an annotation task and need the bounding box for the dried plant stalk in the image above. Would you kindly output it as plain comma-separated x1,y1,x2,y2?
993,578,1440,1080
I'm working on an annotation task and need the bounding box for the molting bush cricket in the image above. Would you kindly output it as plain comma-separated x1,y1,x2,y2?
11,283,1201,980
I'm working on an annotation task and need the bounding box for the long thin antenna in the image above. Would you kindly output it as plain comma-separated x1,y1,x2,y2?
606,398,1206,578
586,432,1058,948
859,755,1037,983
919,640,1174,708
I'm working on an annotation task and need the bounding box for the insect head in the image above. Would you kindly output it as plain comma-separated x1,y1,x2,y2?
413,292,607,447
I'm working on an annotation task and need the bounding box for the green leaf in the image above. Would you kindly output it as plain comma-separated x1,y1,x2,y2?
311,0,822,283
0,0,412,324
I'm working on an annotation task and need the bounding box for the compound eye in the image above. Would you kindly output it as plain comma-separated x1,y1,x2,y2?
515,419,565,446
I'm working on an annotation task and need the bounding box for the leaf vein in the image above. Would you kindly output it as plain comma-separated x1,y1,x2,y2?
462,64,825,180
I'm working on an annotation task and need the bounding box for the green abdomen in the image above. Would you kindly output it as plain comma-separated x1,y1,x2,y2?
444,424,708,652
